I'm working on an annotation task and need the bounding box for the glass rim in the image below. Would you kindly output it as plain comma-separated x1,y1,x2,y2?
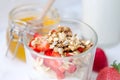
23,18,98,60
9,3,58,22
9,3,59,30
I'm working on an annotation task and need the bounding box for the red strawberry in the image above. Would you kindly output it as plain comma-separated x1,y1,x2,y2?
44,59,62,69
29,36,50,53
44,49,53,56
77,47,84,53
56,69,65,79
93,48,108,72
66,52,73,57
67,64,77,73
45,50,61,57
51,51,61,57
34,33,42,38
42,41,50,51
97,61,120,80
29,39,41,52
43,59,65,79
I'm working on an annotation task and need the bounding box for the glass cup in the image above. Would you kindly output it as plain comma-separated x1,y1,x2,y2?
6,3,60,61
23,19,98,80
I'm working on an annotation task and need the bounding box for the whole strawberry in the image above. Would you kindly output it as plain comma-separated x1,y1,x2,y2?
97,61,120,80
93,48,108,72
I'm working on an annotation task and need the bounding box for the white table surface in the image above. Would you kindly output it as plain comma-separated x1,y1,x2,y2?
0,0,120,80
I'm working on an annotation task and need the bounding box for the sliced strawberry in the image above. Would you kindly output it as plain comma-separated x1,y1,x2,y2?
42,41,50,51
35,44,44,52
34,33,42,38
29,35,50,53
44,59,62,69
56,69,65,79
51,51,61,57
77,47,84,53
66,52,73,57
58,66,66,73
51,29,56,33
67,64,77,73
29,39,41,52
43,59,65,79
44,49,53,56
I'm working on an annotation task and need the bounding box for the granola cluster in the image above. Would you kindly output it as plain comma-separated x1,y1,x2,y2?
46,26,93,56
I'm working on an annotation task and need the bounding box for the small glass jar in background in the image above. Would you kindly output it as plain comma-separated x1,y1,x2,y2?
6,3,60,62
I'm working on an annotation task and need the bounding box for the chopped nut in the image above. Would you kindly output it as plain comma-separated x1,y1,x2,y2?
68,45,76,51
64,26,71,31
66,32,72,37
44,26,93,57
56,43,64,48
57,48,64,54
57,26,64,32
53,47,58,52
47,37,53,43
50,41,57,49
63,40,69,46
52,33,57,38
53,37,59,42
64,47,71,51
73,50,80,55
50,44,55,49
58,32,66,41
85,40,91,45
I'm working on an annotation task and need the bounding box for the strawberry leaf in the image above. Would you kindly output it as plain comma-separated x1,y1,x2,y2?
111,60,120,73
118,63,120,73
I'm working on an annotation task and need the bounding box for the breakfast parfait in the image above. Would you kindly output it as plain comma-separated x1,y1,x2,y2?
23,19,97,80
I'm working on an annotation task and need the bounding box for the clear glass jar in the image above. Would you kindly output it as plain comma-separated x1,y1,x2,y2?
23,18,98,80
6,3,60,62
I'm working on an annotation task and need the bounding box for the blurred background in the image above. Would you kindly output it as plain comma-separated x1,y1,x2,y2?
0,0,81,30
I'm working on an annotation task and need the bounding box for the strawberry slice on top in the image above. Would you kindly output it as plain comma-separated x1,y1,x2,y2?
29,33,50,53
51,51,61,57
